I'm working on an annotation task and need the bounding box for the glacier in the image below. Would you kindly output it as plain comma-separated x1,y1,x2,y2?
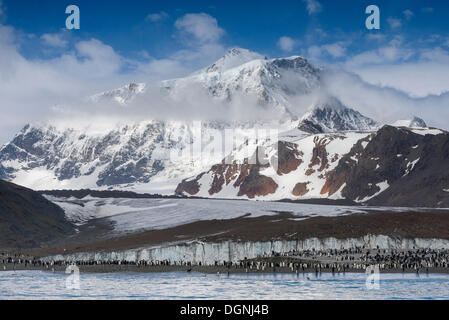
47,196,436,235
42,236,449,265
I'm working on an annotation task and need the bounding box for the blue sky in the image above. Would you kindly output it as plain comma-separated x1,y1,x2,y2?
3,0,449,63
1,0,449,143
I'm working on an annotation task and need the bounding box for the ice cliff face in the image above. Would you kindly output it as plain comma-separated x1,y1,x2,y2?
43,236,449,265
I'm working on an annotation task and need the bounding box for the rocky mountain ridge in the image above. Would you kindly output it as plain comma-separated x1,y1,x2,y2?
0,48,443,206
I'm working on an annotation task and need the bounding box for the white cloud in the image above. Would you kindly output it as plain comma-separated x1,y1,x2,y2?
134,58,190,80
306,45,322,60
303,0,322,15
146,11,169,22
344,37,413,68
352,62,449,98
0,28,131,139
346,47,401,67
322,43,346,58
403,9,414,21
387,17,402,29
41,33,68,48
419,47,449,63
0,22,228,145
277,36,295,52
306,42,348,60
175,13,225,43
302,34,449,100
170,43,225,64
322,70,449,130
422,7,434,13
344,45,449,98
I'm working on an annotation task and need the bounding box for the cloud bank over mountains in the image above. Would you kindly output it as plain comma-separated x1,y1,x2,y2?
0,12,229,143
1,5,449,144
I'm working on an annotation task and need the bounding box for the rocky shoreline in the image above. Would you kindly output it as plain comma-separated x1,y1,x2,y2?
2,261,449,276
3,264,449,275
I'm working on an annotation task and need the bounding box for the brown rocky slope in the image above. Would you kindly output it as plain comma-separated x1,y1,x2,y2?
0,179,75,249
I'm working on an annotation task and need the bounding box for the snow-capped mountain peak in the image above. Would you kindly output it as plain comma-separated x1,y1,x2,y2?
308,95,347,111
392,116,427,128
205,48,266,73
91,82,146,105
78,49,374,133
298,96,379,133
161,49,323,120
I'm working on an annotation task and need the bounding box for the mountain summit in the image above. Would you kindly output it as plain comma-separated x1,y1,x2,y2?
205,48,267,73
92,82,146,105
162,51,322,118
92,48,328,121
298,96,379,133
392,116,427,128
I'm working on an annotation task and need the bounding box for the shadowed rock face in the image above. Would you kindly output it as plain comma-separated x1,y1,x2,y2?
321,126,449,207
409,116,427,128
309,136,330,172
292,182,310,196
237,166,278,199
175,175,203,196
365,129,449,207
298,119,324,134
0,180,75,249
276,142,303,175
